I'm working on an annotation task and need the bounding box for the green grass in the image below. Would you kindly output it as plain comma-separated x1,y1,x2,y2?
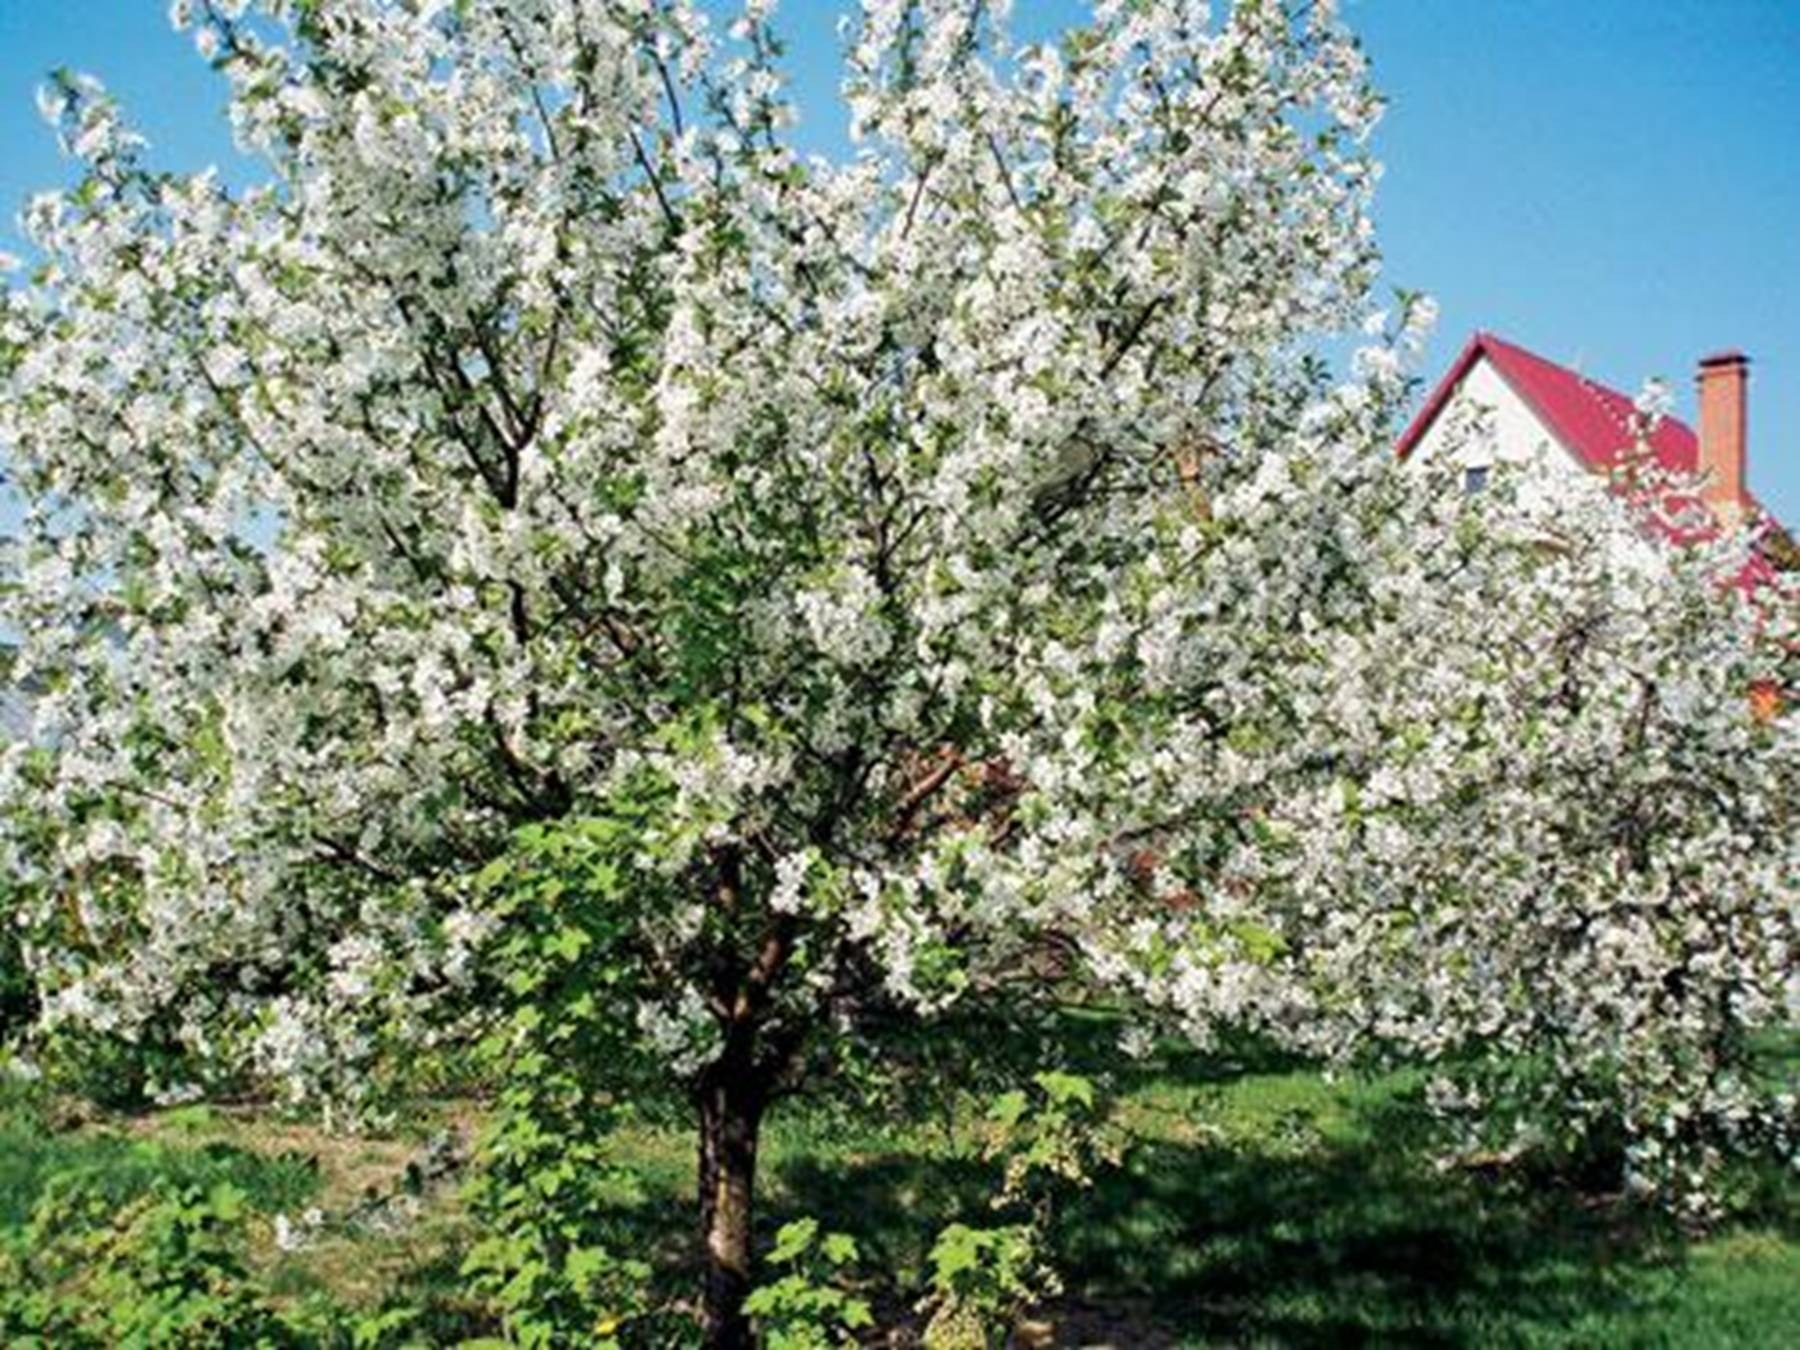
2,1047,1794,1347
1056,1066,1798,1347
499,1036,1798,1347
0,1083,322,1229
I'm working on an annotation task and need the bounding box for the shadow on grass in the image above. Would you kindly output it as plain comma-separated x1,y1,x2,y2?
765,1069,1787,1347
1053,1137,1645,1345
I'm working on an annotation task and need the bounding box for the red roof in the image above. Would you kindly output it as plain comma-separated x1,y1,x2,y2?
1396,331,1702,477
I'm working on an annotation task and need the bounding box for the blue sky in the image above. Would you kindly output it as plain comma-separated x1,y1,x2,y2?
2,0,1796,521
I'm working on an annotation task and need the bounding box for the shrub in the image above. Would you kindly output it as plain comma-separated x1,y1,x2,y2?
744,1218,873,1350
0,1176,295,1347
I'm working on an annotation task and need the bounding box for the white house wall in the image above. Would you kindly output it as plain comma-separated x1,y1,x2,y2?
1409,355,1578,476
1405,353,1666,576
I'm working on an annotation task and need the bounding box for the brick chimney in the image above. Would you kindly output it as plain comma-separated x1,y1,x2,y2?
1696,350,1749,524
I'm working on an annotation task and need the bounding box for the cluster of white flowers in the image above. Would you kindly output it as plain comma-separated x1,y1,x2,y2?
272,1206,327,1254
0,0,1790,1211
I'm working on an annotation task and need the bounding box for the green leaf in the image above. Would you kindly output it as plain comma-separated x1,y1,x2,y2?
987,1090,1028,1128
767,1217,819,1265
565,1244,612,1290
929,1224,982,1283
1033,1071,1095,1109
206,1182,245,1223
547,926,591,961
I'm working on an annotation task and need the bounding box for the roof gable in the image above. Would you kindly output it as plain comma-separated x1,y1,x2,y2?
1396,331,1698,476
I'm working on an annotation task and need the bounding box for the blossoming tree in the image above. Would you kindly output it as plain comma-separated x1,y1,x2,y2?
1,1,1793,1343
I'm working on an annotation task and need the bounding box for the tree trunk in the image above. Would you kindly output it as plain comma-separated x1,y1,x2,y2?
697,1058,767,1350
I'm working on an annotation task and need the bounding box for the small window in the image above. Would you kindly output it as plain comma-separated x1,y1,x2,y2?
1463,465,1491,494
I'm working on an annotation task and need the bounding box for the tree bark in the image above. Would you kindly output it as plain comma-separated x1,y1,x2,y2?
697,1053,767,1350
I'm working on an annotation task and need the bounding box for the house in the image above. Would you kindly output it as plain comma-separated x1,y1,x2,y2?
1394,331,1777,552
1397,331,1790,719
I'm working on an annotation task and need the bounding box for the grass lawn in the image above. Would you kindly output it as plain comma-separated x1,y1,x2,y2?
2,1041,1794,1347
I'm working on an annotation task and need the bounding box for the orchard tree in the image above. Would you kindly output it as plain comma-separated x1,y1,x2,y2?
0,1,1793,1344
